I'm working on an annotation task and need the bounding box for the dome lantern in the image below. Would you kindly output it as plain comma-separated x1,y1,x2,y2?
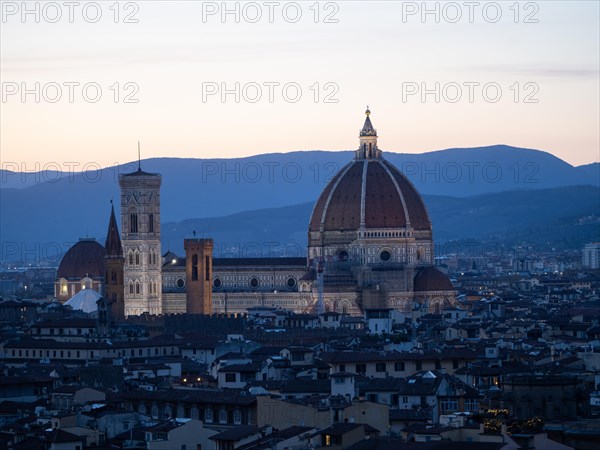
357,107,381,160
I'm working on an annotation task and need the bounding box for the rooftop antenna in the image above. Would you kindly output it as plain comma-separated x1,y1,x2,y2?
137,141,141,170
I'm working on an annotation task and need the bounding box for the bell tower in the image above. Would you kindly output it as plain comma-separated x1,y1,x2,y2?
119,151,162,317
184,237,214,315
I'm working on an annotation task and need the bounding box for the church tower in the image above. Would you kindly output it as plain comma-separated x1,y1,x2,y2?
184,238,213,314
119,159,162,317
104,203,125,322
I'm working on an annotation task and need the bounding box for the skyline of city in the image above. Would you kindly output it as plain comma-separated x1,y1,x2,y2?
1,3,600,449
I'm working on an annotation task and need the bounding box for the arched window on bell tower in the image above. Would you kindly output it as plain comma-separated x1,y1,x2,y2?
130,212,138,233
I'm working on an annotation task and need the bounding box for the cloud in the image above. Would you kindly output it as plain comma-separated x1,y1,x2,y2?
467,64,600,79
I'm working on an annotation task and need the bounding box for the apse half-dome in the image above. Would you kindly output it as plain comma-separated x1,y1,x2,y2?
414,267,454,292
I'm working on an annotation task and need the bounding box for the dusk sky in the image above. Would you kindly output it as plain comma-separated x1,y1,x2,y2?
1,1,599,168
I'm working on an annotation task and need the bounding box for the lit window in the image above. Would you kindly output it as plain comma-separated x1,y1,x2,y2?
81,277,92,290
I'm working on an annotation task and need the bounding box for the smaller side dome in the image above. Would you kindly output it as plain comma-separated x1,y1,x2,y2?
57,239,105,279
414,267,454,292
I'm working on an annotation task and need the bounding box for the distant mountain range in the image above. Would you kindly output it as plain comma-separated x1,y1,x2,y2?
162,186,600,258
1,145,598,262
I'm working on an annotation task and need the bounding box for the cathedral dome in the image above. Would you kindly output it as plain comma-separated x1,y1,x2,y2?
414,267,454,292
57,239,105,279
307,109,434,267
309,109,430,235
309,158,431,233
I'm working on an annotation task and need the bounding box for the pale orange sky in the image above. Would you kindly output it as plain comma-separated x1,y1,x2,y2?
1,1,599,169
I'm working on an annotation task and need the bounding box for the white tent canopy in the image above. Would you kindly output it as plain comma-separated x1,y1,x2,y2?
64,288,102,313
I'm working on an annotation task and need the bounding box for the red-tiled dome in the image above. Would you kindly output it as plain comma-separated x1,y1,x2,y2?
309,159,431,232
57,239,105,279
414,267,454,291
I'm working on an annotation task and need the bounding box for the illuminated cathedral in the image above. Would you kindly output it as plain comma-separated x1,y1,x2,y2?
56,110,456,318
